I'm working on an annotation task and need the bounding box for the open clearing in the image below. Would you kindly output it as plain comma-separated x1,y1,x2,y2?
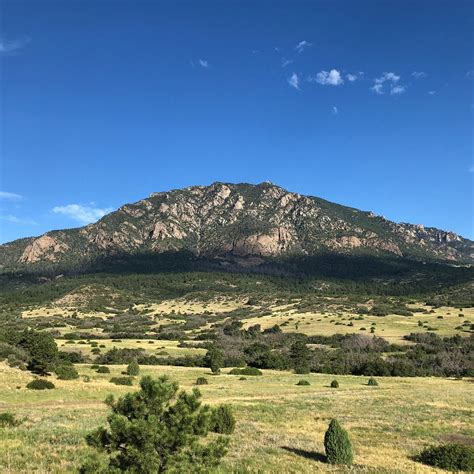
0,362,472,473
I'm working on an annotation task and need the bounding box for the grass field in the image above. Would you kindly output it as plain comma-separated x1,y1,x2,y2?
0,362,472,473
242,305,473,344
57,338,206,357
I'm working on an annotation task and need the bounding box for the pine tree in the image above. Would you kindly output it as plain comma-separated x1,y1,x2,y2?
81,375,229,473
324,419,353,465
204,346,224,375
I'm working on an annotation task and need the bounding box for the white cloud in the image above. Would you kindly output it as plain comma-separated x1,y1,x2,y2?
311,69,344,86
0,37,29,55
332,106,339,115
466,70,474,78
1,214,38,225
288,72,299,90
53,204,113,224
281,57,293,68
0,191,22,201
390,85,406,95
428,90,436,95
295,40,311,53
411,71,427,79
346,72,363,82
371,83,384,94
372,72,404,95
198,59,209,68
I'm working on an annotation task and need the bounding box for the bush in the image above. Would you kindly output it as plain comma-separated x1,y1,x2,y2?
324,419,353,465
367,377,378,386
210,405,236,434
82,376,229,473
110,376,134,386
0,412,22,427
416,443,474,471
330,380,339,388
196,377,208,385
96,366,110,374
126,360,140,376
296,380,310,386
239,377,247,380
26,379,55,390
83,375,91,383
229,367,262,376
55,365,79,380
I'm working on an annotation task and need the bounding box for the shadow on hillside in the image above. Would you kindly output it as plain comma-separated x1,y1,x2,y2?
281,446,326,463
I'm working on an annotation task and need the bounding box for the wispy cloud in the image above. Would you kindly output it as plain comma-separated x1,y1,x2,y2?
332,106,339,115
0,191,23,201
466,70,474,78
198,59,209,68
469,165,474,173
0,214,38,225
295,40,311,53
390,85,406,95
428,90,436,95
53,204,113,225
0,37,29,55
411,71,427,79
281,57,293,68
346,72,363,82
288,72,300,90
372,72,405,95
310,69,344,86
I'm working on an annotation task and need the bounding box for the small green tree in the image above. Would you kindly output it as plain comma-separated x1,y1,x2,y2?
18,330,58,375
82,375,229,473
126,359,140,376
204,346,224,375
55,364,79,380
210,405,236,434
289,340,311,374
324,419,353,465
330,379,339,388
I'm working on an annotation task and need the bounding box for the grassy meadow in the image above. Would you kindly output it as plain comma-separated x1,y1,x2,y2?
0,362,473,473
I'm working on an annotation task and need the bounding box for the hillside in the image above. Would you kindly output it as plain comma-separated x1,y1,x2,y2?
1,182,472,275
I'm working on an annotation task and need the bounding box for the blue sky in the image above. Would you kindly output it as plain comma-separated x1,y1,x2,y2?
0,0,473,244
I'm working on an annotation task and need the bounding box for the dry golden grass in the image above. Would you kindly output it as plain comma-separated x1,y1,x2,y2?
0,362,472,473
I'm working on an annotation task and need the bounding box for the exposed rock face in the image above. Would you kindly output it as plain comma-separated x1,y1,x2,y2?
1,181,473,271
20,235,69,263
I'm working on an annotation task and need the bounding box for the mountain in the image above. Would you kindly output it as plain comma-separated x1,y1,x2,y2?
0,182,472,275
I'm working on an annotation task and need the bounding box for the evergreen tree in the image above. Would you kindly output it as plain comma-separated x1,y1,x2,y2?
289,340,311,374
126,359,140,376
82,375,229,473
18,330,58,375
324,419,353,465
204,346,224,374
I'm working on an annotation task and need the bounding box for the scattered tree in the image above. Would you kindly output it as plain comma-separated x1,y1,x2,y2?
324,419,353,465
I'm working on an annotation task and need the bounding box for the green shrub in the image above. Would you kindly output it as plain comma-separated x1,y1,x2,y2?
126,360,140,376
196,377,208,385
110,376,134,386
26,379,55,390
55,365,79,380
210,405,236,434
229,367,262,376
96,366,110,374
330,380,339,388
324,419,353,465
82,376,229,473
296,379,310,386
239,377,247,380
90,364,99,370
367,377,378,386
83,375,91,383
0,412,22,427
416,443,474,471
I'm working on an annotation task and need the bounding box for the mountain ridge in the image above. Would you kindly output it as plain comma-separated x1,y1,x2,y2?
1,181,472,274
